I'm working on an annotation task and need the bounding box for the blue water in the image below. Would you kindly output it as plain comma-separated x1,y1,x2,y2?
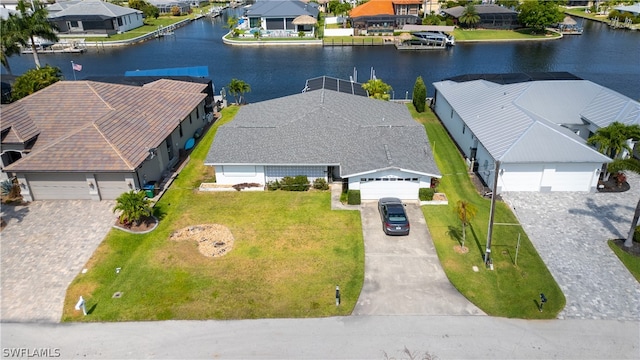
4,14,639,101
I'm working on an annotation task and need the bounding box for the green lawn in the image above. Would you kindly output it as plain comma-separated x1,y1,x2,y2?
410,106,565,319
453,28,560,41
62,106,364,321
608,240,640,283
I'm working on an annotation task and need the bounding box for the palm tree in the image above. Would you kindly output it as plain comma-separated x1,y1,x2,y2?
608,157,640,248
113,190,153,227
1,15,26,75
459,3,480,28
12,0,59,69
362,78,392,100
227,78,251,105
587,122,640,160
455,200,477,250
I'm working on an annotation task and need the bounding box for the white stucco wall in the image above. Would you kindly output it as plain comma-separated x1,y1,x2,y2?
215,165,266,185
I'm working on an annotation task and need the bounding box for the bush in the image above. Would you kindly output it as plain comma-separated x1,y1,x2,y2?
232,183,262,191
347,190,360,205
419,188,435,201
313,178,329,190
266,180,280,191
280,176,310,191
633,226,640,243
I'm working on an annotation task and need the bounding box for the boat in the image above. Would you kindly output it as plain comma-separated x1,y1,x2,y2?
395,31,454,50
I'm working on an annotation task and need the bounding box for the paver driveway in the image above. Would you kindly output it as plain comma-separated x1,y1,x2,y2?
1,200,114,322
502,178,640,320
353,201,484,316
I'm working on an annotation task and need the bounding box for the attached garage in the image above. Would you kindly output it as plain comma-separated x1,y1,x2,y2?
27,173,91,200
359,177,420,200
95,173,129,200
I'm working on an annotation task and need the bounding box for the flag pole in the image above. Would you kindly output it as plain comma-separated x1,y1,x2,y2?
71,61,77,81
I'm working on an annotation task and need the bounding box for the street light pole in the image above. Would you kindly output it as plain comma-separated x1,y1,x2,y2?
484,160,500,268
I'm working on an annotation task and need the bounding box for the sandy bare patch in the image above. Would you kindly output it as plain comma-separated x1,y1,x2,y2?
170,224,234,258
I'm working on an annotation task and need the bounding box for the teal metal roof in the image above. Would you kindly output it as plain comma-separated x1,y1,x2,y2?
125,66,209,78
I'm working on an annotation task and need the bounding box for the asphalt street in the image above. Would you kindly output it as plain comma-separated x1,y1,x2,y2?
1,316,638,359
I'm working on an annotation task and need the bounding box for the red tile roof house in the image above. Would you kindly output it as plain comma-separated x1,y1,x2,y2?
1,80,208,201
349,0,423,36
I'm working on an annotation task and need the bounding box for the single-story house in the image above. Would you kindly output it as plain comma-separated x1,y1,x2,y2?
47,0,143,36
614,3,640,16
1,80,210,201
205,76,441,200
349,0,422,35
441,4,519,29
243,0,319,37
432,73,640,193
147,0,191,15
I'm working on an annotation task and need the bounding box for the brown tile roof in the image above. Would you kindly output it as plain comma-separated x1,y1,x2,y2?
1,103,41,144
3,80,206,172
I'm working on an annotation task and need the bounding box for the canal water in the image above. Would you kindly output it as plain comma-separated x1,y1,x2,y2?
3,13,639,101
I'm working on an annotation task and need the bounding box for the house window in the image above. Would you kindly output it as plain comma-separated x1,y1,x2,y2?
118,17,123,26
179,123,183,137
189,114,192,124
463,125,466,134
196,107,200,119
450,109,453,119
166,136,174,159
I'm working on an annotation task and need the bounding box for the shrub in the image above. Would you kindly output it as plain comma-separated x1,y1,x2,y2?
279,176,310,191
266,180,280,191
313,178,329,190
633,226,640,243
171,5,181,16
232,183,262,191
419,188,435,201
347,190,360,205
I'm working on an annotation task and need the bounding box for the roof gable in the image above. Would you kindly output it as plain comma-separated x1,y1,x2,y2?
246,1,319,17
49,0,141,18
350,0,394,17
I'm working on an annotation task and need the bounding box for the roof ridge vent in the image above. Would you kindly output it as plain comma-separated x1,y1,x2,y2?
384,144,393,164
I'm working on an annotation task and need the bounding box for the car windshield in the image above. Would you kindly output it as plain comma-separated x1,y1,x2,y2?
389,214,407,222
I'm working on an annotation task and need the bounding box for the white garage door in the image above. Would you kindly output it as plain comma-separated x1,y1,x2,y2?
28,173,91,200
95,173,129,200
360,178,419,200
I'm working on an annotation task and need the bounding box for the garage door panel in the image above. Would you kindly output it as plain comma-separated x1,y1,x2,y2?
28,173,90,200
360,179,419,200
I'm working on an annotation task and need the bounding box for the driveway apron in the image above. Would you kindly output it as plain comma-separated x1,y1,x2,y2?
502,177,640,320
1,200,114,322
353,201,484,316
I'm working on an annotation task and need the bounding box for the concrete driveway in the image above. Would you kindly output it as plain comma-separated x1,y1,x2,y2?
353,201,484,316
502,182,640,321
1,200,114,322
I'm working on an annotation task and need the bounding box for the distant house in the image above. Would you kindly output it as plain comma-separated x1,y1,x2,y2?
47,0,143,36
1,80,210,201
614,3,640,16
205,76,441,200
349,0,422,35
243,0,319,37
431,73,640,193
441,4,519,29
147,0,191,15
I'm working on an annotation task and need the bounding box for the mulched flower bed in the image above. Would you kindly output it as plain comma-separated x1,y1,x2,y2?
597,178,630,193
113,215,157,233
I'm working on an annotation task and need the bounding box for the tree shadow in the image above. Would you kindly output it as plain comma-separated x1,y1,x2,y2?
568,197,634,239
446,225,462,246
0,202,30,227
152,204,168,221
468,224,485,262
493,245,514,265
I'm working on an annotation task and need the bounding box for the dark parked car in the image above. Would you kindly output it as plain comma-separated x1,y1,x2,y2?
377,197,410,236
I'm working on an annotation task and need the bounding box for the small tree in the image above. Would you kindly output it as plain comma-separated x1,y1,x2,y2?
455,200,477,250
458,3,480,28
10,0,59,69
227,78,251,105
171,5,181,16
11,65,62,101
362,78,392,101
412,76,427,112
113,190,153,227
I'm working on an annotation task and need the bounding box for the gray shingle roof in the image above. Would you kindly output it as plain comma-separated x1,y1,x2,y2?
205,89,440,178
433,79,627,164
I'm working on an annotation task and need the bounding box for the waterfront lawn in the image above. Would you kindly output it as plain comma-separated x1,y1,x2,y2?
453,28,560,41
62,106,364,322
410,106,565,319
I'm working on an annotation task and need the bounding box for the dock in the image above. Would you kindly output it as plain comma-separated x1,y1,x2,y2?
21,45,86,54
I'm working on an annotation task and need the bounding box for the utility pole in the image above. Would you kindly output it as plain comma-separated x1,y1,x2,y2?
484,160,500,268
